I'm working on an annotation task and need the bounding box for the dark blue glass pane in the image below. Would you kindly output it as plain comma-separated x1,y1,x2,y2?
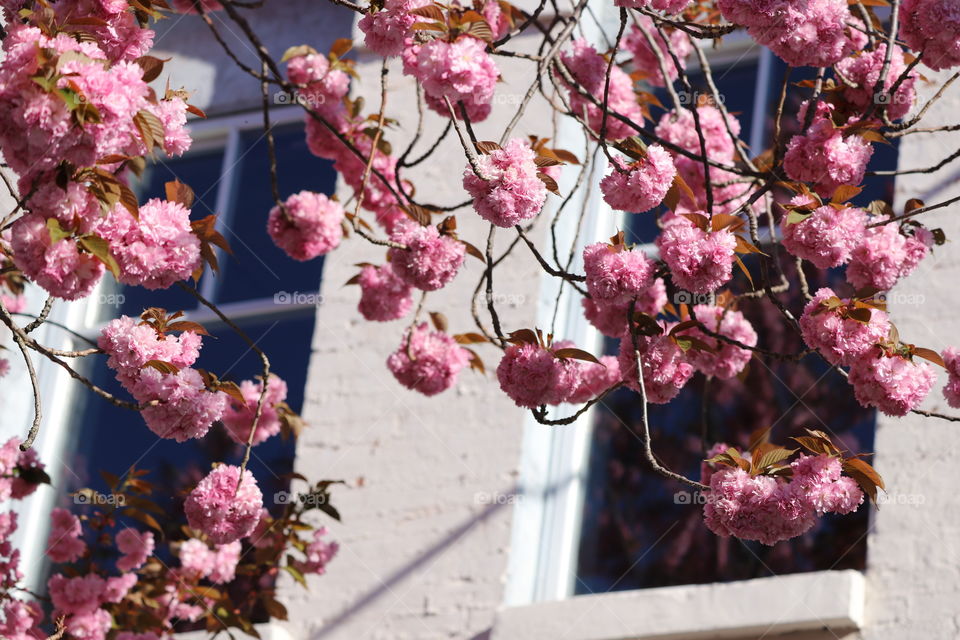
216,123,337,304
117,148,226,316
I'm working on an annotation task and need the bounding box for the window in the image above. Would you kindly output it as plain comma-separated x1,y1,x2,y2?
505,17,899,635
12,109,336,593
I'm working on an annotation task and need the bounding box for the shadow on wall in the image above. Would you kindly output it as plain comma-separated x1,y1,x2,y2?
150,1,355,116
310,489,519,640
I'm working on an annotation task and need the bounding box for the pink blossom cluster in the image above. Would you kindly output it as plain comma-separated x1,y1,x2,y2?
899,0,960,71
359,0,430,57
583,241,656,304
618,329,694,404
99,316,226,441
358,263,414,321
496,342,581,408
655,215,737,294
388,219,466,291
48,571,138,640
116,528,155,572
0,18,191,300
942,347,960,408
463,139,548,227
848,349,937,416
0,437,45,502
847,222,933,291
799,288,890,366
290,527,340,576
179,538,242,584
600,145,676,213
783,102,874,198
703,451,863,545
836,44,917,121
184,464,264,545
566,355,622,404
581,277,667,338
559,39,643,141
654,106,754,214
680,305,757,379
95,199,202,290
387,323,471,396
268,191,345,261
404,36,499,122
222,374,289,446
623,17,692,87
0,598,42,640
47,507,87,563
780,197,867,269
716,0,852,67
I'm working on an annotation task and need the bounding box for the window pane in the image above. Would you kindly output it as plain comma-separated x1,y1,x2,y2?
216,123,337,304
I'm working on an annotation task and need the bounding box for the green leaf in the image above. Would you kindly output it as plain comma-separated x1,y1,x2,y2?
77,235,120,277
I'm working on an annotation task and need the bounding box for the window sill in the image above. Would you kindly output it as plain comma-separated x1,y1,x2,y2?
492,570,864,640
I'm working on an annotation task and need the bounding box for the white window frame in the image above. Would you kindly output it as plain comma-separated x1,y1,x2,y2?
498,8,866,637
9,104,325,592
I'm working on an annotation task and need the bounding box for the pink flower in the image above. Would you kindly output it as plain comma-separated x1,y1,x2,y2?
387,323,470,396
10,214,104,301
221,375,288,446
463,139,547,227
799,288,890,366
357,263,414,322
0,359,8,379
655,106,741,163
618,330,694,404
899,0,960,71
95,198,201,290
781,198,866,269
836,44,916,121
943,347,960,408
132,368,227,442
267,191,344,261
783,102,873,198
103,573,137,603
98,315,202,390
791,454,864,515
0,599,42,640
359,0,430,57
291,527,339,575
566,355,622,403
497,342,580,408
64,608,111,640
46,508,87,564
559,39,643,140
409,36,498,122
286,52,351,124
581,279,667,337
583,241,655,305
717,0,850,67
655,215,737,294
48,573,105,616
847,222,930,291
623,17,691,87
680,304,757,379
388,219,466,291
116,528,154,572
148,96,192,156
179,538,214,578
184,465,263,545
600,146,676,213
848,349,936,416
209,541,241,584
